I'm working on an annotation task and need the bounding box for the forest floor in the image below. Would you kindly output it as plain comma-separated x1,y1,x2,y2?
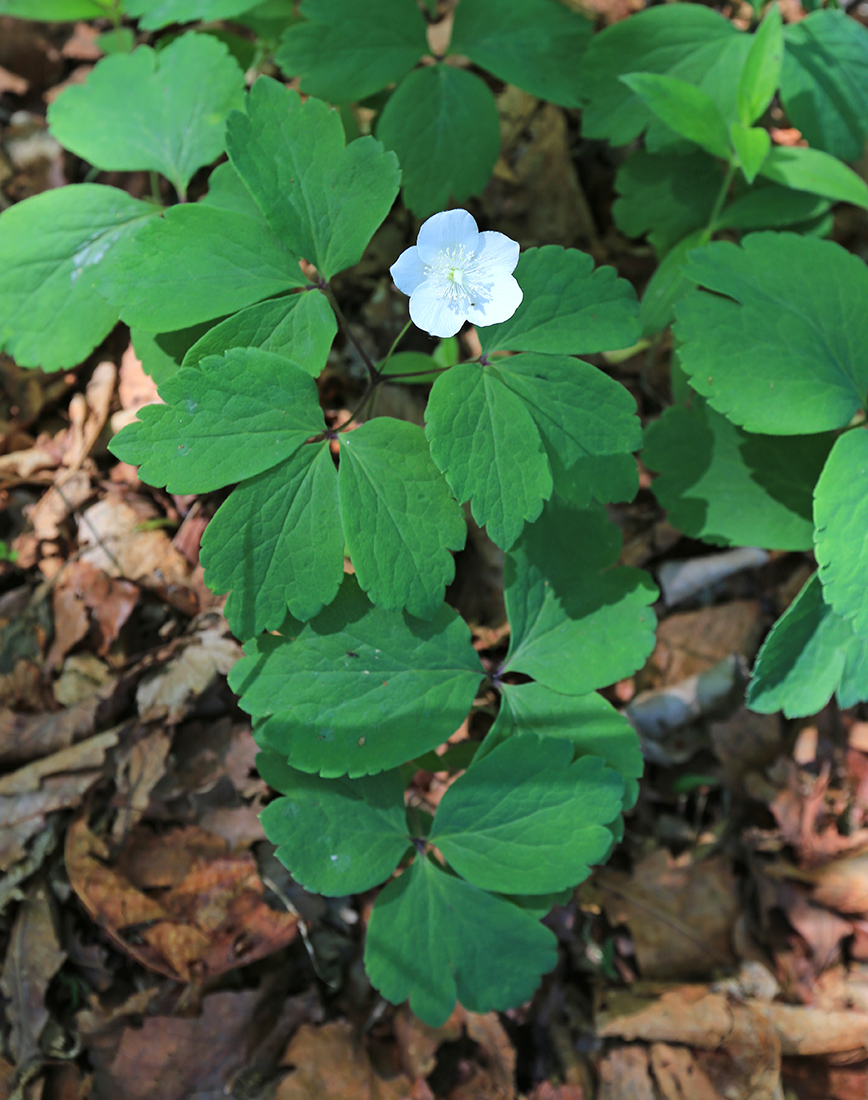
2,9,868,1100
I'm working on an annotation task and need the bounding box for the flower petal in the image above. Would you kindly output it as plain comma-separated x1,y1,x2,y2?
409,282,466,338
465,272,523,328
476,231,520,275
416,209,479,264
390,246,428,296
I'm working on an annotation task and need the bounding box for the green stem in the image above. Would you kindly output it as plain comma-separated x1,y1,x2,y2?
323,284,381,382
703,161,737,241
381,366,451,381
149,171,162,204
381,319,412,371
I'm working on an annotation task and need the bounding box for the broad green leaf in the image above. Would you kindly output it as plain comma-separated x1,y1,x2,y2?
230,577,485,777
275,0,427,102
376,66,499,218
378,352,444,385
578,4,738,145
182,291,337,374
676,233,868,434
503,501,657,694
238,0,297,40
0,185,155,371
748,573,868,717
759,144,868,209
488,684,643,809
124,0,263,29
479,247,640,356
730,122,770,184
644,399,830,550
96,203,307,330
620,73,731,160
48,37,244,198
338,418,466,620
448,0,592,108
227,78,400,279
431,736,623,893
638,228,707,337
200,159,263,218
426,362,552,549
201,443,343,638
716,185,831,230
109,348,324,493
738,5,783,125
781,10,868,163
131,322,216,385
258,751,409,895
613,149,722,257
814,429,868,638
0,0,108,15
549,451,639,511
365,856,557,1026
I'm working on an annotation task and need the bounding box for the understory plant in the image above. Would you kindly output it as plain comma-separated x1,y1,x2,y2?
0,0,867,1024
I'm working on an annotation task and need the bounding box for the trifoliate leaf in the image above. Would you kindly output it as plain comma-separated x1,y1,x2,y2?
577,4,738,145
96,203,307,331
644,399,831,550
365,857,557,1027
376,65,499,218
479,247,640,356
619,73,731,160
230,577,485,777
484,685,643,809
614,150,722,257
814,429,868,639
182,291,336,374
275,0,427,102
638,227,706,337
758,145,868,209
549,451,639,510
131,322,215,386
715,184,831,231
748,573,868,717
431,737,623,894
448,0,592,108
781,10,868,163
258,751,410,895
426,361,551,549
226,78,400,279
675,233,868,434
48,36,244,198
338,418,466,621
123,0,261,30
201,443,343,638
503,501,657,694
0,185,155,371
109,348,324,494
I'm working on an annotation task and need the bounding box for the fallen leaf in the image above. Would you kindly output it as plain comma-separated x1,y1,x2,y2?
276,1020,413,1099
597,1045,655,1100
649,1043,719,1100
111,726,172,839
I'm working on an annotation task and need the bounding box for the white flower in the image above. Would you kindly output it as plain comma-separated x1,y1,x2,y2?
389,209,523,339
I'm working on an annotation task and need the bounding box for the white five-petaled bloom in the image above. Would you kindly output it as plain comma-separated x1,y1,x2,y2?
389,209,523,339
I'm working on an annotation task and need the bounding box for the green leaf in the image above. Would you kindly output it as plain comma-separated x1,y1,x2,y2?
96,202,307,331
124,0,261,28
431,736,623,893
48,37,244,198
748,573,868,717
0,0,109,16
378,352,443,385
376,65,499,218
365,856,557,1026
676,233,868,433
258,751,410,895
549,451,639,511
758,144,868,210
613,149,722,257
487,684,644,809
503,501,657,694
638,227,707,337
338,418,466,620
578,4,738,145
738,4,783,125
227,78,400,279
131,322,216,386
478,247,640,356
716,184,831,230
730,122,770,184
0,184,155,371
109,348,325,494
182,292,337,375
230,577,485,777
426,362,551,549
448,0,592,108
275,0,427,102
814,429,868,639
619,73,731,160
201,443,343,638
644,398,830,551
781,10,868,163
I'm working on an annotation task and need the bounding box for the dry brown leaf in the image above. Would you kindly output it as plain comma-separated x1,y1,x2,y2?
117,342,161,413
753,1002,868,1058
111,727,172,839
0,882,66,1069
47,580,90,668
597,1045,655,1100
393,1006,464,1080
454,1012,515,1100
61,22,102,59
0,444,56,479
135,618,240,723
276,1020,414,1100
649,1043,720,1100
53,653,113,707
30,469,93,542
0,773,103,871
